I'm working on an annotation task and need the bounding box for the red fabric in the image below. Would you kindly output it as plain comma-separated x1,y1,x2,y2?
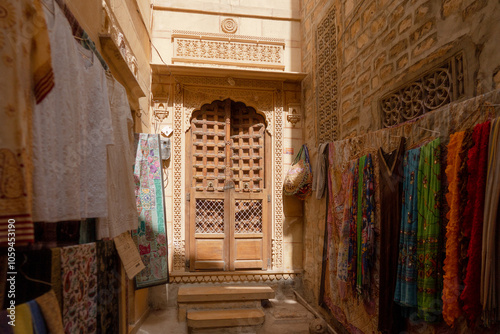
460,121,491,327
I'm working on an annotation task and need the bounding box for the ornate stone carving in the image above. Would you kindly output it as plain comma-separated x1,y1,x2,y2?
172,31,284,70
287,104,301,126
169,272,298,283
221,18,238,34
175,76,283,90
173,84,185,271
101,1,138,80
316,6,339,141
381,52,465,127
183,86,274,134
273,90,284,269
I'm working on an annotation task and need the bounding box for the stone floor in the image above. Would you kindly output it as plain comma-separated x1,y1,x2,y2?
138,297,316,334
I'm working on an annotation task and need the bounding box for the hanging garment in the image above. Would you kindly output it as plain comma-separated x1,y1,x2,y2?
377,138,406,332
0,0,54,246
33,2,83,222
460,120,491,327
61,243,97,334
96,240,120,334
327,144,335,224
416,138,442,321
97,77,138,239
132,134,169,288
312,143,329,199
442,131,465,327
337,161,355,298
28,300,48,334
360,154,375,297
394,148,421,311
13,303,33,334
458,129,474,287
75,42,114,219
347,159,359,290
35,290,64,334
356,156,365,295
481,118,500,326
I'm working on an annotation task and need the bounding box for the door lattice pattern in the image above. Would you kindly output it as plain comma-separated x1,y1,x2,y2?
191,105,226,192
231,105,266,192
195,199,225,233
234,200,263,234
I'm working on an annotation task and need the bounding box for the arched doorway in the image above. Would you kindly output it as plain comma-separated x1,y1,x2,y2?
186,99,271,271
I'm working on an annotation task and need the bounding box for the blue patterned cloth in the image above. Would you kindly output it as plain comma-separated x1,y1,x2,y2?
394,148,421,313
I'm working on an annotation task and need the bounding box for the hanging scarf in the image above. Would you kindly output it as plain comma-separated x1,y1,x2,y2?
442,131,465,327
460,121,491,327
347,159,359,290
356,156,365,295
416,138,441,321
394,148,420,311
361,154,375,295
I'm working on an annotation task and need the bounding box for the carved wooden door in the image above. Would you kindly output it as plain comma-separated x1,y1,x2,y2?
187,99,269,271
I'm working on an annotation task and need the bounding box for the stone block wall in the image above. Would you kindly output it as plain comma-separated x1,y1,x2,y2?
300,0,500,322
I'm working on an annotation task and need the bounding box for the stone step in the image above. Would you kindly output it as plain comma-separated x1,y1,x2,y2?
187,308,265,329
178,286,275,303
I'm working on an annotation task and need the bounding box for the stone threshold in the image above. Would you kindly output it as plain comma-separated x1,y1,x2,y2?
169,270,302,283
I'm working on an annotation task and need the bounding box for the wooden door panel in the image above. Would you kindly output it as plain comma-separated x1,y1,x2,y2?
235,239,262,260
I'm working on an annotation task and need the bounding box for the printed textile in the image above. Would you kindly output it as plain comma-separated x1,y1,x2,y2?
96,240,120,333
60,243,97,333
416,138,442,321
460,121,491,327
394,148,421,311
360,154,375,298
0,0,54,246
133,134,169,288
378,138,406,333
442,131,465,327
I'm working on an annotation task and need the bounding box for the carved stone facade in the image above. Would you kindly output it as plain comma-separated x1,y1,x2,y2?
381,52,465,127
172,31,285,70
316,6,339,142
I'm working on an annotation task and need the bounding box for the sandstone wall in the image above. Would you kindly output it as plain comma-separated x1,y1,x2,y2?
300,0,500,323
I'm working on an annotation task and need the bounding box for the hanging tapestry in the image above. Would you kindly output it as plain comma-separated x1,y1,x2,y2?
60,243,97,334
96,240,120,334
132,133,169,289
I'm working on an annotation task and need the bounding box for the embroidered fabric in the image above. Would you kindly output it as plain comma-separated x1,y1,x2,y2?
33,2,84,222
442,131,465,327
75,41,114,219
97,78,138,239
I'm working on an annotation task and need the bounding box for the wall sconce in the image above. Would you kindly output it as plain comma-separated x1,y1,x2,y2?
287,106,301,127
153,102,169,122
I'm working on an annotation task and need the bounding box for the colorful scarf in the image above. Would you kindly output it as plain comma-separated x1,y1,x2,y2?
442,131,465,326
13,303,33,334
460,121,491,327
416,139,441,321
394,148,420,311
361,154,375,295
133,133,169,288
347,159,359,290
337,162,355,285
